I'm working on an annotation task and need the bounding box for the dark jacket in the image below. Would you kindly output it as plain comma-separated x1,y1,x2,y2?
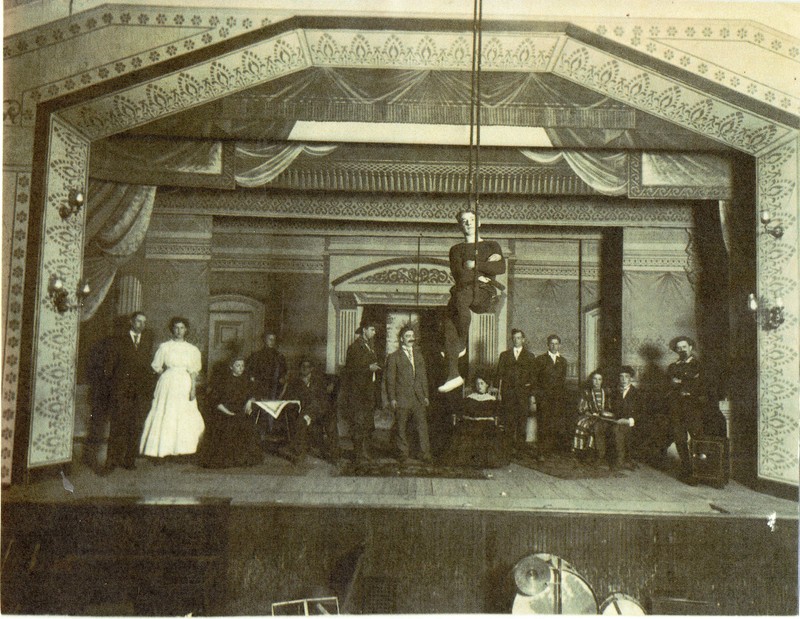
496,347,537,398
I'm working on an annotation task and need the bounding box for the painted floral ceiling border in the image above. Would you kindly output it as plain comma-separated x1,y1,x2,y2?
5,8,798,129
577,18,800,116
54,25,795,155
3,5,291,126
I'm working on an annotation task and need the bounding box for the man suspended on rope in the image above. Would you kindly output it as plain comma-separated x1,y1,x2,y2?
438,209,505,393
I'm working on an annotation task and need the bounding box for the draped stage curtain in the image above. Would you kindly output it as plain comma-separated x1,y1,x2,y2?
81,180,156,321
520,149,628,196
234,143,338,187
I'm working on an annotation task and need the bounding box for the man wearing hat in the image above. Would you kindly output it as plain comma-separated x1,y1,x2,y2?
342,319,381,461
667,336,704,485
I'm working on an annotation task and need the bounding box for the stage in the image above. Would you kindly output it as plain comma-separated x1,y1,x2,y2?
3,450,797,517
2,452,797,616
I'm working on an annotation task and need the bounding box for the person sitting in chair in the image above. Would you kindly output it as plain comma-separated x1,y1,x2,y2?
200,357,263,469
438,209,506,393
611,365,643,470
282,358,336,464
445,373,507,468
574,370,634,470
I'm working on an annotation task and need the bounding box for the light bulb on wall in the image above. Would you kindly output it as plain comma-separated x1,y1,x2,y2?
48,275,90,314
760,210,784,239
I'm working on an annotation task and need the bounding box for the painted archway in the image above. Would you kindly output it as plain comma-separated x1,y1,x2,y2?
11,16,798,484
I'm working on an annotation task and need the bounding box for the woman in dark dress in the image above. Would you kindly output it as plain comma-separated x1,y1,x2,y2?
444,374,508,468
200,357,263,468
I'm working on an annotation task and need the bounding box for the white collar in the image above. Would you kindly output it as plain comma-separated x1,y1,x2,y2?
548,351,560,360
513,347,522,355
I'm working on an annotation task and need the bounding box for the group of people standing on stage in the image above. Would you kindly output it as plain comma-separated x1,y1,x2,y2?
89,209,708,484
93,313,216,473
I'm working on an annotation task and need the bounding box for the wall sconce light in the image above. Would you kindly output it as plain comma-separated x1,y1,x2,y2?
759,210,784,239
748,293,785,330
59,189,85,220
48,275,90,314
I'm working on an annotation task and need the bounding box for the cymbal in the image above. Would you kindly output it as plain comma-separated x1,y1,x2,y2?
513,555,552,596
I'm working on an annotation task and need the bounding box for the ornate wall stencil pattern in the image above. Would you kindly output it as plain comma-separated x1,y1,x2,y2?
211,256,324,274
28,119,89,468
145,240,212,260
584,19,800,115
305,29,560,71
352,267,453,285
512,264,600,281
4,6,274,126
58,31,309,140
1,171,31,484
274,160,596,196
553,38,794,156
756,137,799,485
158,190,694,226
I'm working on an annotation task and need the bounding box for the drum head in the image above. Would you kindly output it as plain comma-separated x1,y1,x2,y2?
511,556,597,615
599,592,647,615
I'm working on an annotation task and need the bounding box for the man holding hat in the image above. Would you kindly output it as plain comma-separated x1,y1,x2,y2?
342,319,381,461
667,336,704,485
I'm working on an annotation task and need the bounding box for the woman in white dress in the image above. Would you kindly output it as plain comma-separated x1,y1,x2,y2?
140,316,206,457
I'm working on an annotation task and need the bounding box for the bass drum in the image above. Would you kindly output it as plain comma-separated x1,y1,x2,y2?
511,554,597,615
599,592,647,615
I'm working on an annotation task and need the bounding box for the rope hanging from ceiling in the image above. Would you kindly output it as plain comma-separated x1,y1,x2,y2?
469,0,484,299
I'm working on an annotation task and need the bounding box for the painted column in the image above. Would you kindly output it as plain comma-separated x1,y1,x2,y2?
115,274,143,317
755,136,799,485
27,117,90,468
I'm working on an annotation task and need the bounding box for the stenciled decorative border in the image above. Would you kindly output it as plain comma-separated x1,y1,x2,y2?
584,18,800,116
1,171,31,484
156,190,695,226
304,29,560,71
512,263,600,281
628,153,733,200
27,118,90,468
756,137,799,485
58,30,310,140
3,5,280,126
352,266,453,286
553,38,794,157
210,256,324,274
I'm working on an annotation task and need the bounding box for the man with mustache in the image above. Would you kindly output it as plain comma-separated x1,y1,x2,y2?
667,336,704,485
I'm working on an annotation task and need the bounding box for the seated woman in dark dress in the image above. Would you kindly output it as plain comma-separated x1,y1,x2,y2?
444,374,508,468
200,357,263,468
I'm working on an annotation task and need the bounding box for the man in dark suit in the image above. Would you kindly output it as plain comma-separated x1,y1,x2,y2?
612,365,643,468
667,336,704,485
247,332,287,400
107,311,155,471
247,332,288,438
496,328,538,456
283,358,338,463
342,319,381,461
386,325,432,463
534,334,569,454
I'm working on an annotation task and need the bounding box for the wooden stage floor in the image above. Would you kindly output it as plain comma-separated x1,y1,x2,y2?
4,452,797,519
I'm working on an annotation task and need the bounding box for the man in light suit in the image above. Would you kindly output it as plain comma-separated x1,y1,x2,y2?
385,325,432,464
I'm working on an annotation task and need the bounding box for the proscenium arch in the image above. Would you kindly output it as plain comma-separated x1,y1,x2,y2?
16,15,798,484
